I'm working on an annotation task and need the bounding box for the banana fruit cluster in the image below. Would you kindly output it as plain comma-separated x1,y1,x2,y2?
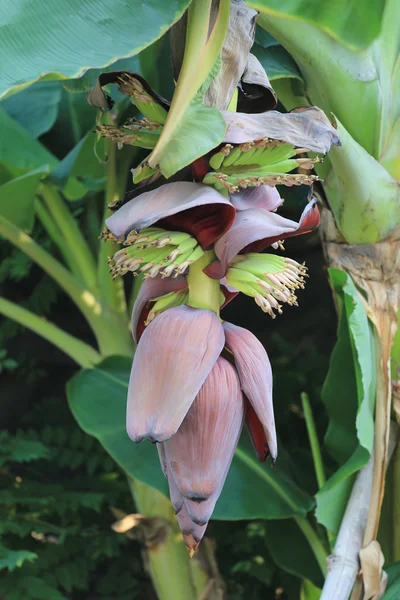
96,118,162,150
116,73,168,125
105,227,204,279
145,288,189,325
204,138,321,195
226,253,308,319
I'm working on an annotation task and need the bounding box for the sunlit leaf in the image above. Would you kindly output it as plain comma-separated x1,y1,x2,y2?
253,18,379,155
0,0,192,99
253,0,398,165
147,0,230,178
315,446,369,534
323,119,400,244
150,99,226,178
246,0,385,49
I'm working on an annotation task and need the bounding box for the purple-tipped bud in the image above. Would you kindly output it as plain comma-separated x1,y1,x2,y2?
176,503,207,557
164,357,245,513
164,462,184,515
184,493,220,527
223,322,277,460
127,306,225,443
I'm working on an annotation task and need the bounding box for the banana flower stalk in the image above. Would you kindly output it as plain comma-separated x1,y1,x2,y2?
96,48,339,554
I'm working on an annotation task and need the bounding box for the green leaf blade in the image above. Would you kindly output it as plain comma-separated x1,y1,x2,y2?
266,520,324,588
246,0,385,49
0,547,38,572
1,81,61,138
0,0,192,99
324,120,400,244
315,269,376,534
0,108,57,176
0,169,45,231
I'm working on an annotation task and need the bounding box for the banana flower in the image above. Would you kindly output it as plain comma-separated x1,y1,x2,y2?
128,304,275,554
93,53,340,555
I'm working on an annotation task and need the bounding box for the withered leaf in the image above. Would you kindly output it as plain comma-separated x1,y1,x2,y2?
221,105,341,153
237,53,277,113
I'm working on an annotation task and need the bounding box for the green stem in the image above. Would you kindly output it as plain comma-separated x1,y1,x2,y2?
301,392,326,489
35,197,81,277
128,478,210,599
0,297,100,368
40,183,98,291
187,250,221,314
97,137,128,318
300,392,336,549
234,447,327,576
148,0,211,168
84,196,101,256
0,214,131,356
294,516,328,577
66,92,81,145
149,0,230,168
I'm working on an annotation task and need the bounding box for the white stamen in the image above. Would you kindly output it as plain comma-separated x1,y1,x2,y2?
160,264,177,278
266,273,285,289
166,249,180,262
174,261,191,275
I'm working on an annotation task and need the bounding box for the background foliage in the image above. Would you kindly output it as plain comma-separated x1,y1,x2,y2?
0,1,398,598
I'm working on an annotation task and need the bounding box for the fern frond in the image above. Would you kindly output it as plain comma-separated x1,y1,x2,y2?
0,430,48,467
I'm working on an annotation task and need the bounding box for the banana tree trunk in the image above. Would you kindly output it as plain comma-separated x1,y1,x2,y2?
319,210,400,598
251,0,400,596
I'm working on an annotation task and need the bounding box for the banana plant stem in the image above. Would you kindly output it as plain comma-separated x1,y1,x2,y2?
0,297,100,368
301,389,336,550
97,135,128,318
128,478,209,600
187,250,221,314
40,183,98,291
35,197,81,278
320,425,398,600
0,214,131,356
149,0,230,169
301,392,326,489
